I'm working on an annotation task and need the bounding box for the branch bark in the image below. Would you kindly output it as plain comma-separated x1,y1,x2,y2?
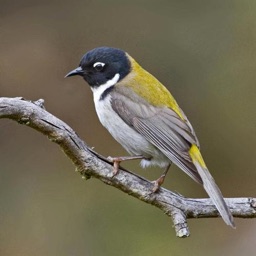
0,97,255,237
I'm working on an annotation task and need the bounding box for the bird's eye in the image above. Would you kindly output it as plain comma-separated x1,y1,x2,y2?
93,62,105,71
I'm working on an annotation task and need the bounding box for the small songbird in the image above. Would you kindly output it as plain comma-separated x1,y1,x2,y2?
66,46,235,228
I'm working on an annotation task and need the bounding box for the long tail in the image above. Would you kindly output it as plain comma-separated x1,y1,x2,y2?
189,145,235,228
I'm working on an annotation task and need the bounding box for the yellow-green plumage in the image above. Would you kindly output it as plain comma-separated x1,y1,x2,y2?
124,54,184,120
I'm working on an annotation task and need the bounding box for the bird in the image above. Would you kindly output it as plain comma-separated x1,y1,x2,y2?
65,46,235,228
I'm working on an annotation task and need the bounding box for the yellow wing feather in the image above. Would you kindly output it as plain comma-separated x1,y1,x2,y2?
189,144,207,168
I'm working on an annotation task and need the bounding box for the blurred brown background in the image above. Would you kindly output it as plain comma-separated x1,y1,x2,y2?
1,0,256,255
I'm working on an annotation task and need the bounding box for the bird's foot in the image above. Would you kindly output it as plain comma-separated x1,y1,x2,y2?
151,164,171,192
107,155,143,176
152,174,166,192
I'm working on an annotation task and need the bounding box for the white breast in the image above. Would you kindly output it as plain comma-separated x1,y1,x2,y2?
93,91,149,155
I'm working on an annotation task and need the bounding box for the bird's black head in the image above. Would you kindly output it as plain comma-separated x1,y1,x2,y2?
65,47,131,87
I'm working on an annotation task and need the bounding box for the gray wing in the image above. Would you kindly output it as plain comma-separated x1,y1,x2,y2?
111,87,202,184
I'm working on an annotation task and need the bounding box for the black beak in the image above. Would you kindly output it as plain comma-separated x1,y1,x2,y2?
65,67,83,78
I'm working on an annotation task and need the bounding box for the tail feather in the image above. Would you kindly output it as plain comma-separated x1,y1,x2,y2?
189,145,235,228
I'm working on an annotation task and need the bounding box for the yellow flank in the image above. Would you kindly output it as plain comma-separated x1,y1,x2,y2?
189,144,207,168
124,54,184,120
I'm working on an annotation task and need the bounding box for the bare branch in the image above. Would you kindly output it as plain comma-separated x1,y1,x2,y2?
0,97,255,237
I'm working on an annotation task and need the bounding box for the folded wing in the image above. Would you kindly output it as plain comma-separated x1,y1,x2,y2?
111,86,202,184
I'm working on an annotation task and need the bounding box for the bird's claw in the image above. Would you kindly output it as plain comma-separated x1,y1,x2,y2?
107,156,121,177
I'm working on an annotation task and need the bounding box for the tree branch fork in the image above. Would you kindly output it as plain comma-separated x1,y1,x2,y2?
0,97,255,237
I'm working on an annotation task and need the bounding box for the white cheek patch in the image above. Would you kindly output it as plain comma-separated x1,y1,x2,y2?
92,73,120,102
93,62,105,68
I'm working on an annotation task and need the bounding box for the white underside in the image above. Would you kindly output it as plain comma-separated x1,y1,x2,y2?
92,74,170,169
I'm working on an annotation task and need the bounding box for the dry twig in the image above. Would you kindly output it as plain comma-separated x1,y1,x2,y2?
1,97,255,237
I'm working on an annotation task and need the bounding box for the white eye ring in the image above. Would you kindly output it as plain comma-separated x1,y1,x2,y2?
93,62,105,68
